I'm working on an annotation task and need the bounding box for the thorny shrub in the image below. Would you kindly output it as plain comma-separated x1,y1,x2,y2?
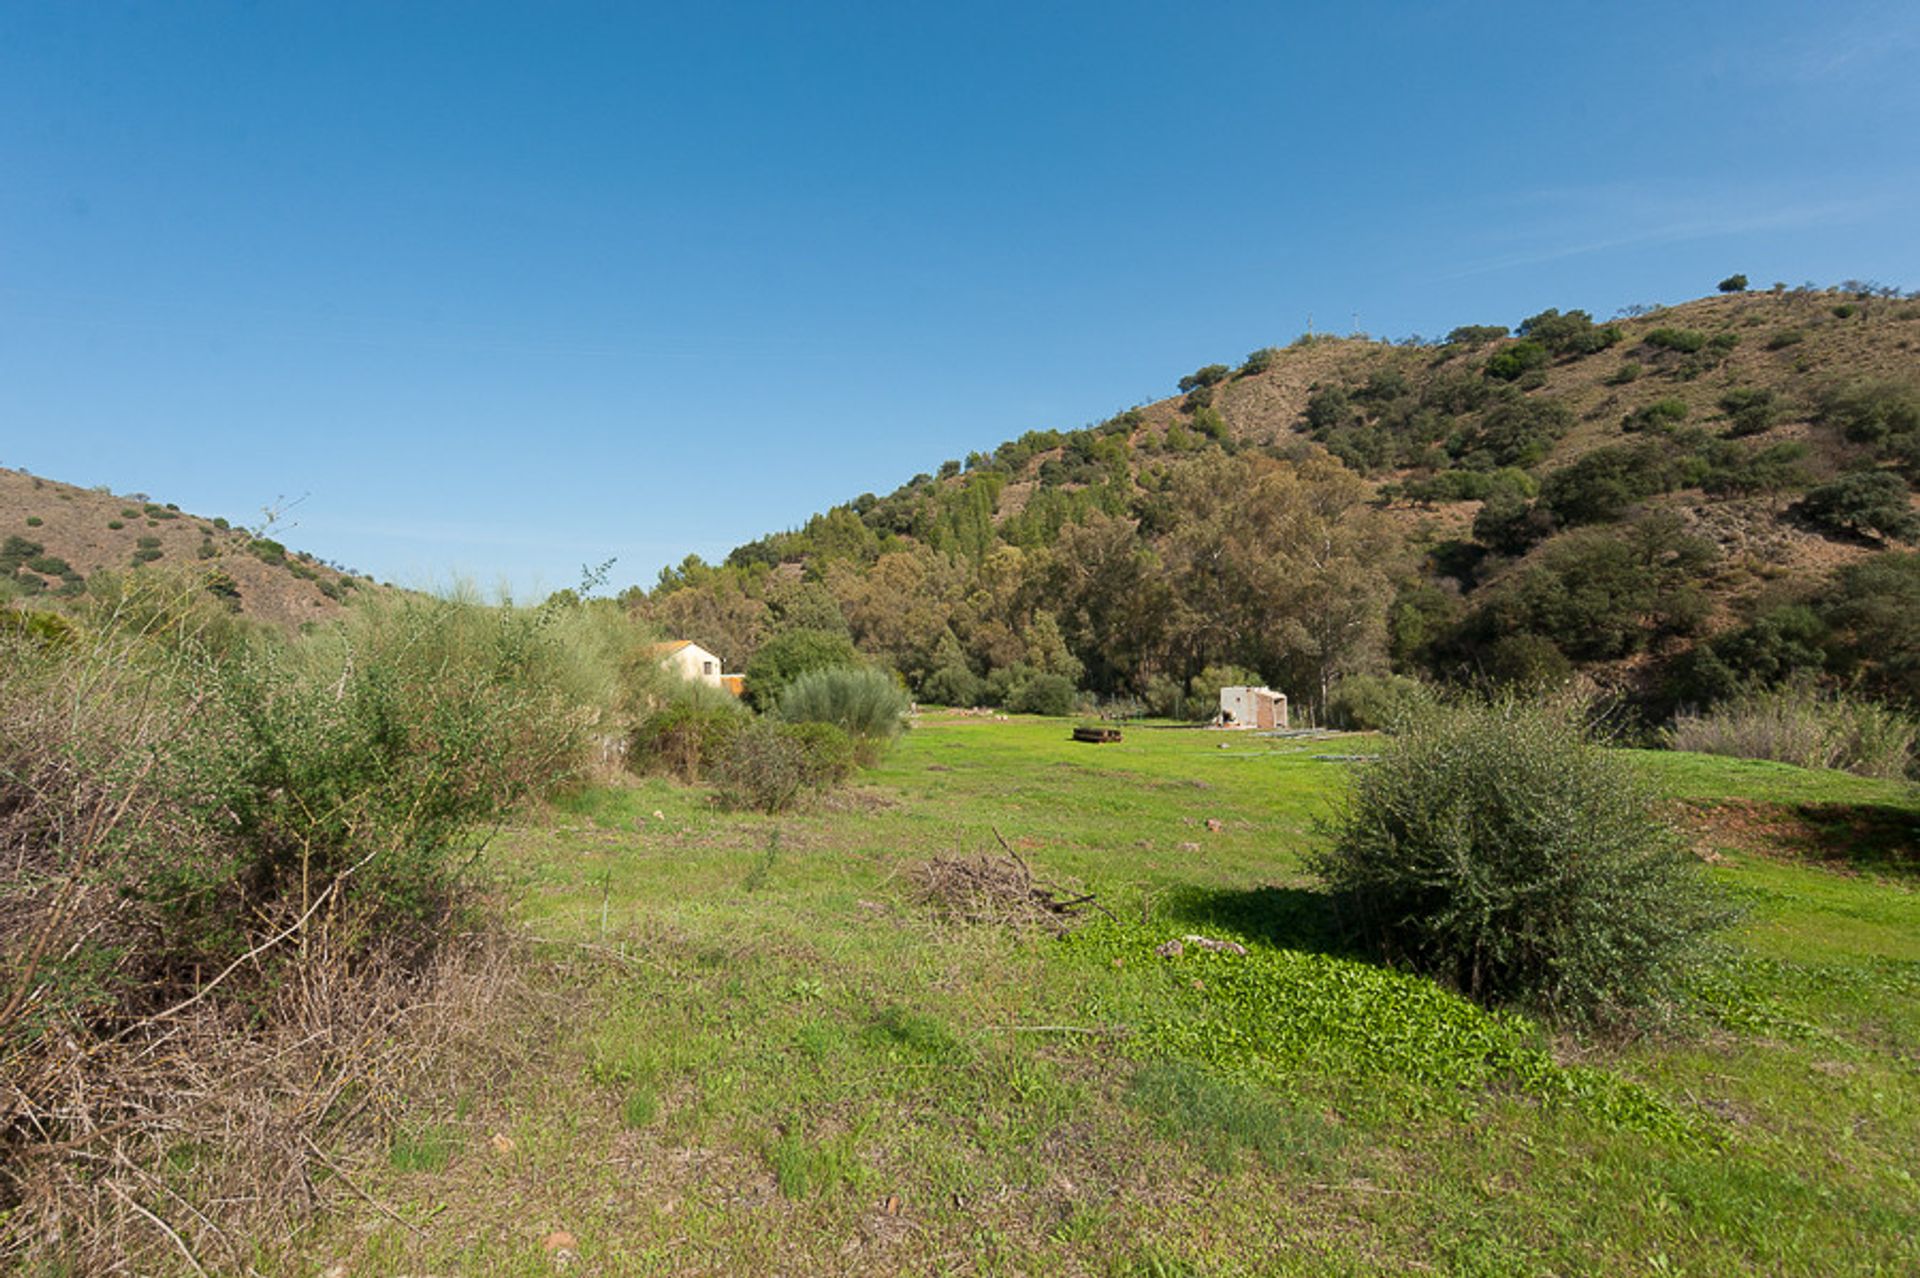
0,577,621,1270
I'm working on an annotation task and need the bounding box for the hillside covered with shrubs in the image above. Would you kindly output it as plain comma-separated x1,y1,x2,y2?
0,467,366,628
629,282,1920,739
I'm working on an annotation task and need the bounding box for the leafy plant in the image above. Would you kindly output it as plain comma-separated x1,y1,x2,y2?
1178,364,1230,393
1483,340,1548,381
1796,472,1918,542
713,718,854,812
1668,684,1916,780
1719,387,1782,437
631,698,748,783
1309,697,1732,1022
742,627,861,711
775,665,909,762
1644,328,1707,354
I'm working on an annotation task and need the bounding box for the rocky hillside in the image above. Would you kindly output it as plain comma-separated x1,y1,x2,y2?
635,283,1920,720
0,468,367,628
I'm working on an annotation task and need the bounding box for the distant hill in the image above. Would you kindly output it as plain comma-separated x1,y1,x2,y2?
0,468,368,627
635,283,1920,720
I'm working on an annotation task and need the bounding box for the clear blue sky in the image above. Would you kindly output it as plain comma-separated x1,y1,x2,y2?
4,1,1916,596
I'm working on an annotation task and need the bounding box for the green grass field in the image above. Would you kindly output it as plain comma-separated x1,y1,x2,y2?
292,715,1920,1277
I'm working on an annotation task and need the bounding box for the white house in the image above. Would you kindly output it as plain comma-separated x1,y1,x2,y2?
650,640,727,688
1217,685,1289,731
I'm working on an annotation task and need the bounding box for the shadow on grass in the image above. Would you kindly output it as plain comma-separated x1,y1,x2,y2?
1793,802,1920,877
1154,883,1364,960
1687,798,1920,878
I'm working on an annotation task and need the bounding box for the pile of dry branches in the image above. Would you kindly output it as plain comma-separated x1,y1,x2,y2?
4,926,529,1274
908,832,1111,934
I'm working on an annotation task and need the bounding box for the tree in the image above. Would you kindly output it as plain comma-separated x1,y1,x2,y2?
1516,308,1620,357
1157,453,1395,715
1178,364,1231,393
1717,274,1749,293
1483,340,1549,382
742,628,862,711
1796,472,1920,543
1821,552,1920,706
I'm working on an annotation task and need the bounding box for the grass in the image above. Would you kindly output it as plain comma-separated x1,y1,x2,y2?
282,714,1920,1276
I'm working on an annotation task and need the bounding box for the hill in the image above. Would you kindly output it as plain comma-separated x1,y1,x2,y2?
0,467,368,628
633,282,1920,723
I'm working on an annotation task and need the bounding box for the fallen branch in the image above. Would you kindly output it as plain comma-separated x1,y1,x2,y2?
301,1134,423,1235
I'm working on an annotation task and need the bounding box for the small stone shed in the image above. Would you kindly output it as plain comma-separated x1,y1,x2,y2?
1217,685,1289,731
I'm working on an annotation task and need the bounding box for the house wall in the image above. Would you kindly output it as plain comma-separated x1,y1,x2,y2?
662,643,725,687
1219,685,1288,730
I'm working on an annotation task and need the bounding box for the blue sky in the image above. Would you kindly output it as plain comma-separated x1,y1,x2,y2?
3,1,1916,596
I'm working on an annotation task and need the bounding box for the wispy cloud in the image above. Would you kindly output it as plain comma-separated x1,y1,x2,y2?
1429,187,1887,284
1781,4,1920,82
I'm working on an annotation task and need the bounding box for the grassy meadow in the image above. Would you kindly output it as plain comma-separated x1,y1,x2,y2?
289,715,1920,1277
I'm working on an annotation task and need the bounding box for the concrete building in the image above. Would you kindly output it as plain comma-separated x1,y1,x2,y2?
1217,685,1289,731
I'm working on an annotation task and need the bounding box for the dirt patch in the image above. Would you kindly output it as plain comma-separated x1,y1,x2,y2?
1673,798,1920,876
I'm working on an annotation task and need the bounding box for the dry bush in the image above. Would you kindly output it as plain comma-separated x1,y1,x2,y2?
1668,685,1918,779
1,581,621,1272
5,924,533,1275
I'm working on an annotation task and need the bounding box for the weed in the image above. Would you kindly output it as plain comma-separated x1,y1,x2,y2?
1128,1061,1345,1173
620,1086,659,1128
388,1123,456,1173
766,1123,863,1199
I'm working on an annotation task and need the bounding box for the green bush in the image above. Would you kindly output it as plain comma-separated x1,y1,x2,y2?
1819,379,1920,446
1538,443,1673,526
775,665,909,763
1005,671,1079,716
1604,361,1641,386
1621,398,1689,433
1178,364,1231,393
1,536,44,570
106,519,124,530
713,719,852,812
1471,492,1554,555
779,719,859,787
1238,347,1281,376
1718,274,1748,293
920,663,983,708
1820,551,1920,707
1516,308,1620,357
2,583,604,1069
1483,340,1548,381
24,516,42,527
1325,673,1435,732
1719,387,1782,437
1644,328,1707,353
1310,698,1731,1022
631,699,748,783
1766,328,1805,350
1445,324,1509,346
1796,471,1919,542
